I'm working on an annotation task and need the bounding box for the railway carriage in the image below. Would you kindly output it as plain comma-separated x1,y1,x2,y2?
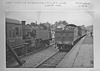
6,18,24,48
6,18,25,63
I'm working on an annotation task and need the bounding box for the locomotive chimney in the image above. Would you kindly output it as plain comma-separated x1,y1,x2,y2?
21,21,26,25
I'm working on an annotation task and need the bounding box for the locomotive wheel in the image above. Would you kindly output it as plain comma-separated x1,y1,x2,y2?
47,40,50,47
43,40,50,47
64,44,72,52
58,45,63,51
35,39,40,49
58,48,62,51
23,46,28,56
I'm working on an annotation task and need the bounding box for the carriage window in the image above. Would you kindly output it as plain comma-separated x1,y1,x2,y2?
20,28,22,37
15,27,19,37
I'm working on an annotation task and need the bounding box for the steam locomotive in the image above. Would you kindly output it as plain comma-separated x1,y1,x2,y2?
6,18,52,62
55,24,86,51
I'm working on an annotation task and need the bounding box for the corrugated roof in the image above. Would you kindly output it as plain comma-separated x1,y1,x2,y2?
6,18,21,24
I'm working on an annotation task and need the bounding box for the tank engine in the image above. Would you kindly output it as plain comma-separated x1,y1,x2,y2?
6,18,52,63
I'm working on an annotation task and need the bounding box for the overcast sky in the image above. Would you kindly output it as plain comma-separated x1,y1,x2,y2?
6,10,93,27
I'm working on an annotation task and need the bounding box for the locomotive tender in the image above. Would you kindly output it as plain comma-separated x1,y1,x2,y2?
55,24,86,51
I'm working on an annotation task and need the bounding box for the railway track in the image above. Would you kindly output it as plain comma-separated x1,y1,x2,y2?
34,51,68,68
6,43,55,66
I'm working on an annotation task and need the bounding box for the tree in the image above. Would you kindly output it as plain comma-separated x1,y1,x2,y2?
62,20,68,25
31,22,38,26
39,24,47,30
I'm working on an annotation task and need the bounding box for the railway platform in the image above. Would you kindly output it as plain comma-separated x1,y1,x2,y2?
57,35,93,68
